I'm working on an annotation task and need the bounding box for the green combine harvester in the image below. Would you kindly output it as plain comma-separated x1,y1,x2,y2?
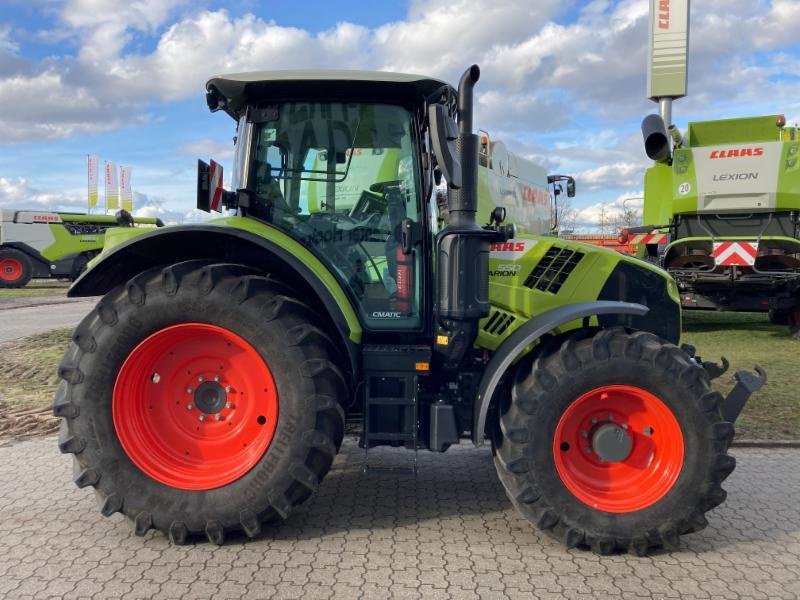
0,209,162,288
54,62,763,556
629,0,800,335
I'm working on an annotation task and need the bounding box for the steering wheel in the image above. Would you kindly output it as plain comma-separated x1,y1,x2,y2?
368,180,404,195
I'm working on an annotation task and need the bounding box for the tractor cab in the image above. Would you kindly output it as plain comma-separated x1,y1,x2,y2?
200,71,454,332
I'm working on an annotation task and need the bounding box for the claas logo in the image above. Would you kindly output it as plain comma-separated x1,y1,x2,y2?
710,147,764,159
490,242,526,252
657,0,671,29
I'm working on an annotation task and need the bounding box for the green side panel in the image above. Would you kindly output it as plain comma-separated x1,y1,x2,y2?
776,141,800,211
211,216,363,343
688,115,781,147
669,147,698,215
474,235,679,351
642,163,680,225
40,223,104,261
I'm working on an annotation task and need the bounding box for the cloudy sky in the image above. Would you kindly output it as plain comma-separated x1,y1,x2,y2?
0,0,798,228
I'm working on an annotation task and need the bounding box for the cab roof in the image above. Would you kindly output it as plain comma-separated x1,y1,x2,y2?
205,70,453,119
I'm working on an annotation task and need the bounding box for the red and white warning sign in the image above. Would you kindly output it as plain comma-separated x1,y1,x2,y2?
629,232,668,245
209,160,223,212
711,241,758,267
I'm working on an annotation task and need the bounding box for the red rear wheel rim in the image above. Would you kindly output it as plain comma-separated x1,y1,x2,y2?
0,258,23,282
113,323,278,490
553,385,684,513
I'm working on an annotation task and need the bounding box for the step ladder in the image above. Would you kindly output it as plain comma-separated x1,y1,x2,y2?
360,345,431,474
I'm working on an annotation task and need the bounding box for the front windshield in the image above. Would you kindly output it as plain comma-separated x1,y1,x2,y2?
245,102,422,330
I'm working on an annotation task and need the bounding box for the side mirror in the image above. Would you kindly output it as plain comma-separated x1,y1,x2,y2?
566,177,576,198
428,104,462,189
197,158,226,212
641,114,671,163
490,206,506,225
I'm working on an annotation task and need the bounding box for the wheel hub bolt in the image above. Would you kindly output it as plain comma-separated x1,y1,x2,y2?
198,415,205,422
151,373,161,383
186,387,193,394
214,375,220,382
198,375,205,383
187,403,194,410
215,414,223,421
225,402,233,409
225,386,232,393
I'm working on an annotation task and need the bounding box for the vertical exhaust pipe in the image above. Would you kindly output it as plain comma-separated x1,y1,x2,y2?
449,65,481,228
436,65,490,368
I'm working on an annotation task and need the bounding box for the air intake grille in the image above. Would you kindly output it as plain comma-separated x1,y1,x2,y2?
482,310,517,336
523,247,584,294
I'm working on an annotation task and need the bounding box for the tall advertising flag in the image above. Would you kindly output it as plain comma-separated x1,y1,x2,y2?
87,155,99,211
120,165,133,212
105,160,119,211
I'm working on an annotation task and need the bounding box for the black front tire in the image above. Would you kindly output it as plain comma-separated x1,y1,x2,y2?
0,247,33,288
493,327,735,555
54,260,347,544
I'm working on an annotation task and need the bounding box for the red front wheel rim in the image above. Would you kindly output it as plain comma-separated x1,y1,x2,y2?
0,258,23,282
113,323,278,490
553,385,684,513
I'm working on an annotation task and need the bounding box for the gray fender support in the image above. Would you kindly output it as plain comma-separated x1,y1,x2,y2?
472,301,649,446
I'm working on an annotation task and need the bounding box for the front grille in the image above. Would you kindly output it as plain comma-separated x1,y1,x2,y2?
482,310,516,335
523,246,584,293
63,222,110,236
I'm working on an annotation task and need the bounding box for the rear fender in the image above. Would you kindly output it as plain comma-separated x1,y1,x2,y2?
472,301,649,446
70,224,363,378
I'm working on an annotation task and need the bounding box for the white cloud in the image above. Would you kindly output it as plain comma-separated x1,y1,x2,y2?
575,192,644,232
0,177,85,211
577,161,645,191
178,139,236,162
3,0,799,145
132,191,213,224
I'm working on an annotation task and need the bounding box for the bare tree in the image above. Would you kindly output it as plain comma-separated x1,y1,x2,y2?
553,194,578,234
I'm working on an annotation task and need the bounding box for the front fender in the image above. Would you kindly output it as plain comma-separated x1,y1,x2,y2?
472,300,649,446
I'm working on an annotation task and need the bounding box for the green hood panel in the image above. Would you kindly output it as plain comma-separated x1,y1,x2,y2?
477,234,679,350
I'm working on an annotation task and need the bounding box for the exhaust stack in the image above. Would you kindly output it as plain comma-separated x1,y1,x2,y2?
429,64,515,368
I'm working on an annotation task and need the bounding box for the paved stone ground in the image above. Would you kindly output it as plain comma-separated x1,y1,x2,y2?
0,437,798,600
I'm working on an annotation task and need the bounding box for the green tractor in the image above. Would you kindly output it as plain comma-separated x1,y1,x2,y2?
55,66,762,555
0,209,162,288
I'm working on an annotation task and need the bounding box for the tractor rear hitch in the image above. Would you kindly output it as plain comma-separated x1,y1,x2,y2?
722,366,767,423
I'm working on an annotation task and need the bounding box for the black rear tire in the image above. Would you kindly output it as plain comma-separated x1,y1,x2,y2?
493,327,735,555
54,260,347,544
768,308,789,326
0,247,33,288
